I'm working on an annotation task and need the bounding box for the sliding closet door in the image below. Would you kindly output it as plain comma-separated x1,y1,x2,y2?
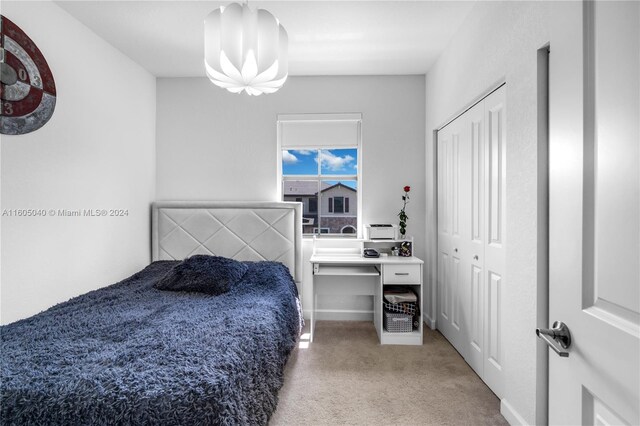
481,86,506,397
436,85,506,399
465,101,486,378
450,116,471,356
437,113,471,357
437,122,455,348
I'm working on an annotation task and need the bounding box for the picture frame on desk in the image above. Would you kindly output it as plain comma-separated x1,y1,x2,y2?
399,240,412,257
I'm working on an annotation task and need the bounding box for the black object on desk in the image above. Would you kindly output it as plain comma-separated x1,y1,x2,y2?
363,248,380,258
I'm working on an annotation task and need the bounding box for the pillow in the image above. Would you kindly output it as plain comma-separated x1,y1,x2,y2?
154,255,249,296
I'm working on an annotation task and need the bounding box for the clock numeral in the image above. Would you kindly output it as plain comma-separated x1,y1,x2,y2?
33,75,40,85
2,102,14,115
18,68,27,81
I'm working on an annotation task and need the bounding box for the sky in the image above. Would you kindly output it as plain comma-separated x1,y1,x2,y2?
282,148,358,189
282,148,357,176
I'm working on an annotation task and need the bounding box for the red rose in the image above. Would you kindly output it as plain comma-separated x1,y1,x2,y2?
404,186,411,193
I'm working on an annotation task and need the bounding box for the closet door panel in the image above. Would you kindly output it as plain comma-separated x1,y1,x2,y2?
471,118,484,245
437,133,451,237
437,129,454,341
450,254,465,354
451,256,462,331
452,132,460,239
466,102,486,374
438,117,468,355
449,118,469,354
467,264,484,376
438,252,450,323
483,86,506,398
484,270,504,396
485,89,506,253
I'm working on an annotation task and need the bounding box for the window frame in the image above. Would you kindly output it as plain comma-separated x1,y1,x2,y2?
277,113,362,238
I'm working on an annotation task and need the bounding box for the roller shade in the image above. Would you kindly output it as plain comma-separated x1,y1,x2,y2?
279,113,361,148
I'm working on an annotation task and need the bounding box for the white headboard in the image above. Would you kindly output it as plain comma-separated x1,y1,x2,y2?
152,201,302,283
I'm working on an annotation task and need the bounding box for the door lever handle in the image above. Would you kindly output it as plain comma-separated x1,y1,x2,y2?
536,321,571,357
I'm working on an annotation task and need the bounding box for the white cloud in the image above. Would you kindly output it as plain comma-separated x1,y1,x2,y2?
294,149,314,155
317,151,355,171
282,150,298,164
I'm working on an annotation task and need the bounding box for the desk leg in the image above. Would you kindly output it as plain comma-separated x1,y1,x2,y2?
310,278,315,343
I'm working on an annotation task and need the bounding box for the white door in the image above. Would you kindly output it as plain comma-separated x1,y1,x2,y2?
465,101,487,378
480,87,506,398
437,122,453,344
437,87,506,399
437,116,468,355
549,1,639,425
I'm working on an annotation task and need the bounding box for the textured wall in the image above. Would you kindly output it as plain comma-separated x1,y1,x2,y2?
0,2,156,324
425,2,551,424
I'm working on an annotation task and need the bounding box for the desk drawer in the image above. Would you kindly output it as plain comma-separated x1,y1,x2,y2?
383,264,421,284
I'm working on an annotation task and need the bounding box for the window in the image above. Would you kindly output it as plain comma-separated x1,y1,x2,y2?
341,225,356,234
333,197,344,214
278,114,362,237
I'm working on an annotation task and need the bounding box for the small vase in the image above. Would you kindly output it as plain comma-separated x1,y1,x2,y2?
399,233,406,240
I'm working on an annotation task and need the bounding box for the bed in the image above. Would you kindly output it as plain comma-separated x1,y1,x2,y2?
0,201,303,425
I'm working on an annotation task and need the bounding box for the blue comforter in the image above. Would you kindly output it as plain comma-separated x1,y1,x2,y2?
0,260,301,425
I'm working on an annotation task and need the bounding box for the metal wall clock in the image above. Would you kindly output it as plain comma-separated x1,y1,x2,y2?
0,15,56,135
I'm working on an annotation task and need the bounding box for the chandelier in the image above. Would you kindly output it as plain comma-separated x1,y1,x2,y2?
204,2,288,96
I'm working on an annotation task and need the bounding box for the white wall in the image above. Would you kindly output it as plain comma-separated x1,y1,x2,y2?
425,2,550,425
0,1,156,324
156,75,425,318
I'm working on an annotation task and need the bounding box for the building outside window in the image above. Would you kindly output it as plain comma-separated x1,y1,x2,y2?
281,149,358,235
278,114,362,237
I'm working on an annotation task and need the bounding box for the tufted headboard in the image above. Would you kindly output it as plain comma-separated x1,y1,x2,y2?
152,201,302,283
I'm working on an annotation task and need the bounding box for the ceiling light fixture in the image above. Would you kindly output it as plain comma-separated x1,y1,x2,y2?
204,2,288,96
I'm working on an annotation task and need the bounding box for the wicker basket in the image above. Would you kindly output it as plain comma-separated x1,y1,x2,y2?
383,311,413,333
382,300,417,315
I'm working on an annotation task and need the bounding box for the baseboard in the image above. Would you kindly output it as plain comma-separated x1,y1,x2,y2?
304,309,374,321
500,399,529,426
423,312,436,330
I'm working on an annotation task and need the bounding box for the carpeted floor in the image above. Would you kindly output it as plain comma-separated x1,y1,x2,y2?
270,321,508,426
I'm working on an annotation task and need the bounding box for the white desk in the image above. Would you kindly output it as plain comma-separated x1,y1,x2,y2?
310,254,424,345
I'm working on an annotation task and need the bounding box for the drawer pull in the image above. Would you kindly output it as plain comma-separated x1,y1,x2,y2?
395,272,410,276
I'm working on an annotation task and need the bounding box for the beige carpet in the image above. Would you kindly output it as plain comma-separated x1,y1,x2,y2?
270,321,508,426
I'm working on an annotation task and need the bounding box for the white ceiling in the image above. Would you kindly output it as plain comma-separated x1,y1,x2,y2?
55,1,476,77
